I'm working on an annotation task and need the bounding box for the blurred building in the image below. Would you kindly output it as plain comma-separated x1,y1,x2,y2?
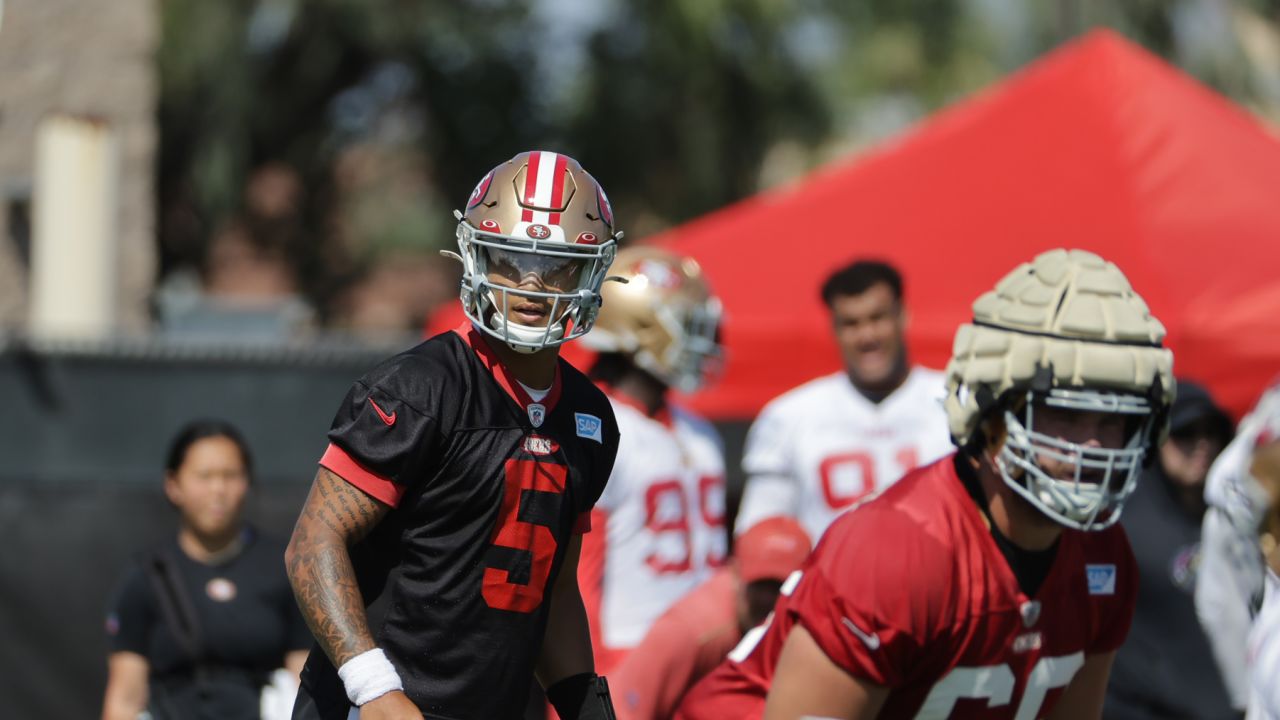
0,0,157,335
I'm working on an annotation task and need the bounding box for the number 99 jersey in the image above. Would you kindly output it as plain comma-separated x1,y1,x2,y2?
677,455,1137,720
579,391,727,670
295,324,620,720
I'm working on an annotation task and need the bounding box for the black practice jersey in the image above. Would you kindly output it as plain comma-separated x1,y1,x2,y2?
295,324,620,720
106,528,311,720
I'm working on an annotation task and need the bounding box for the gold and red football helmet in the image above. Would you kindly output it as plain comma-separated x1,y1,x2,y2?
454,151,620,352
583,246,723,393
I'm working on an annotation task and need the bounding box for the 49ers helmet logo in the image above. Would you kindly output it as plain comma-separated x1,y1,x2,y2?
526,224,552,239
596,187,614,227
467,170,495,209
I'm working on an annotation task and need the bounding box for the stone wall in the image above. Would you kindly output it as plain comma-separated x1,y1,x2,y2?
0,0,157,333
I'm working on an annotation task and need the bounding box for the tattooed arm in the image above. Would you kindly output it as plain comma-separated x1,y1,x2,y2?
285,466,389,667
287,468,424,718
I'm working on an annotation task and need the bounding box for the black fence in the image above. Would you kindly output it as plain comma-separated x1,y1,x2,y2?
0,338,750,718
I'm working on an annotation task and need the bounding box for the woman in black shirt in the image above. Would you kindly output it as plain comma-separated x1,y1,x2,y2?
101,420,311,720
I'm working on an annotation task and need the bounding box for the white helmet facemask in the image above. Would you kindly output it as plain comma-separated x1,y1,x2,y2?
994,387,1158,531
642,296,723,393
456,217,616,354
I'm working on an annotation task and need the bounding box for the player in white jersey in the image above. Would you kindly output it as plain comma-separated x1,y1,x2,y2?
1197,378,1280,709
1244,411,1280,719
579,246,728,672
735,259,951,541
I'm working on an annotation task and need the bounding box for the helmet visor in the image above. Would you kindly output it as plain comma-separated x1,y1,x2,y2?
481,247,589,293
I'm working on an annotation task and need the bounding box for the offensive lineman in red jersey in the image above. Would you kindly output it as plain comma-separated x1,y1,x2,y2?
286,152,622,720
676,249,1175,720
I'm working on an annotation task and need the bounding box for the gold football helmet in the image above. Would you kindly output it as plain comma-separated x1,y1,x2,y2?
453,151,620,352
583,246,722,393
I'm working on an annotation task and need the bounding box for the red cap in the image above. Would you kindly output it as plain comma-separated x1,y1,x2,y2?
735,517,812,584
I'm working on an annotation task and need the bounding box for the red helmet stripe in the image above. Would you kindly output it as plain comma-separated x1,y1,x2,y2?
548,153,569,225
523,151,542,204
521,151,543,223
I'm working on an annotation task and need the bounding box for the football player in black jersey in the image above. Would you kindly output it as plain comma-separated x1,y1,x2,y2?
286,151,623,720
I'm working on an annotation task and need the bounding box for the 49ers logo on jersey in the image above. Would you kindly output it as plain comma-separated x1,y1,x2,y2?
522,435,560,456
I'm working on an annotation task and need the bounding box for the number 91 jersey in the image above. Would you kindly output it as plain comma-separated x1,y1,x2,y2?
678,455,1137,720
736,368,953,541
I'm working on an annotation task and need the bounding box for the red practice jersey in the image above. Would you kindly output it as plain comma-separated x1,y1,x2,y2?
677,454,1137,720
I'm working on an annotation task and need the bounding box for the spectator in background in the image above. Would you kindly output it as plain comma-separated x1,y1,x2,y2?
101,420,310,720
1104,380,1236,719
610,518,811,720
735,259,952,541
579,246,728,673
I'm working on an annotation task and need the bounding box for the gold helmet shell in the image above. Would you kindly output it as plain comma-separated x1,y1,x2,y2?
584,246,722,393
455,151,619,351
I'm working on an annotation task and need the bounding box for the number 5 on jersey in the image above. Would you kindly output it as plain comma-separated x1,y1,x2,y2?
483,458,566,613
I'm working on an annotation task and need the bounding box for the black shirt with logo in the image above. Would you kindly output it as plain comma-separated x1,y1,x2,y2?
294,324,620,720
106,528,311,719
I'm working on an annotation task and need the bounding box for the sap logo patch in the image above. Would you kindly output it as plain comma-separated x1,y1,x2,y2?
575,413,603,443
1086,564,1117,595
523,435,559,456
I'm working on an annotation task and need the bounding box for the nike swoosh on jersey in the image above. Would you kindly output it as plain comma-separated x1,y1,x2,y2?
369,397,397,426
842,617,881,651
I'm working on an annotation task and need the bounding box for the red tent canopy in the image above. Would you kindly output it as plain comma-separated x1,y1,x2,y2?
653,29,1280,421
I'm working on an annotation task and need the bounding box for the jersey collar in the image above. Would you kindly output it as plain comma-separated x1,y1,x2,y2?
455,322,563,424
947,454,1071,603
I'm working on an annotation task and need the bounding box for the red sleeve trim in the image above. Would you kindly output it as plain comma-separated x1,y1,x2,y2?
319,443,405,508
574,510,593,534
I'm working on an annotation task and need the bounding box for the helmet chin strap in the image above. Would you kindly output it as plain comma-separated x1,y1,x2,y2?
486,305,565,353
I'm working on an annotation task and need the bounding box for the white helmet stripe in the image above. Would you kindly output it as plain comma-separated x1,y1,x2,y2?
522,150,561,226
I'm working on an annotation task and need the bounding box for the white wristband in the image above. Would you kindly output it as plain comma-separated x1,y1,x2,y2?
337,648,404,706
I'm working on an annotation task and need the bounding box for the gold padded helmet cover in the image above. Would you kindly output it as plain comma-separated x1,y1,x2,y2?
944,249,1175,530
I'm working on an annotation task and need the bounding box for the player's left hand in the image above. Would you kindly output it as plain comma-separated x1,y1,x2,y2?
546,673,617,720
